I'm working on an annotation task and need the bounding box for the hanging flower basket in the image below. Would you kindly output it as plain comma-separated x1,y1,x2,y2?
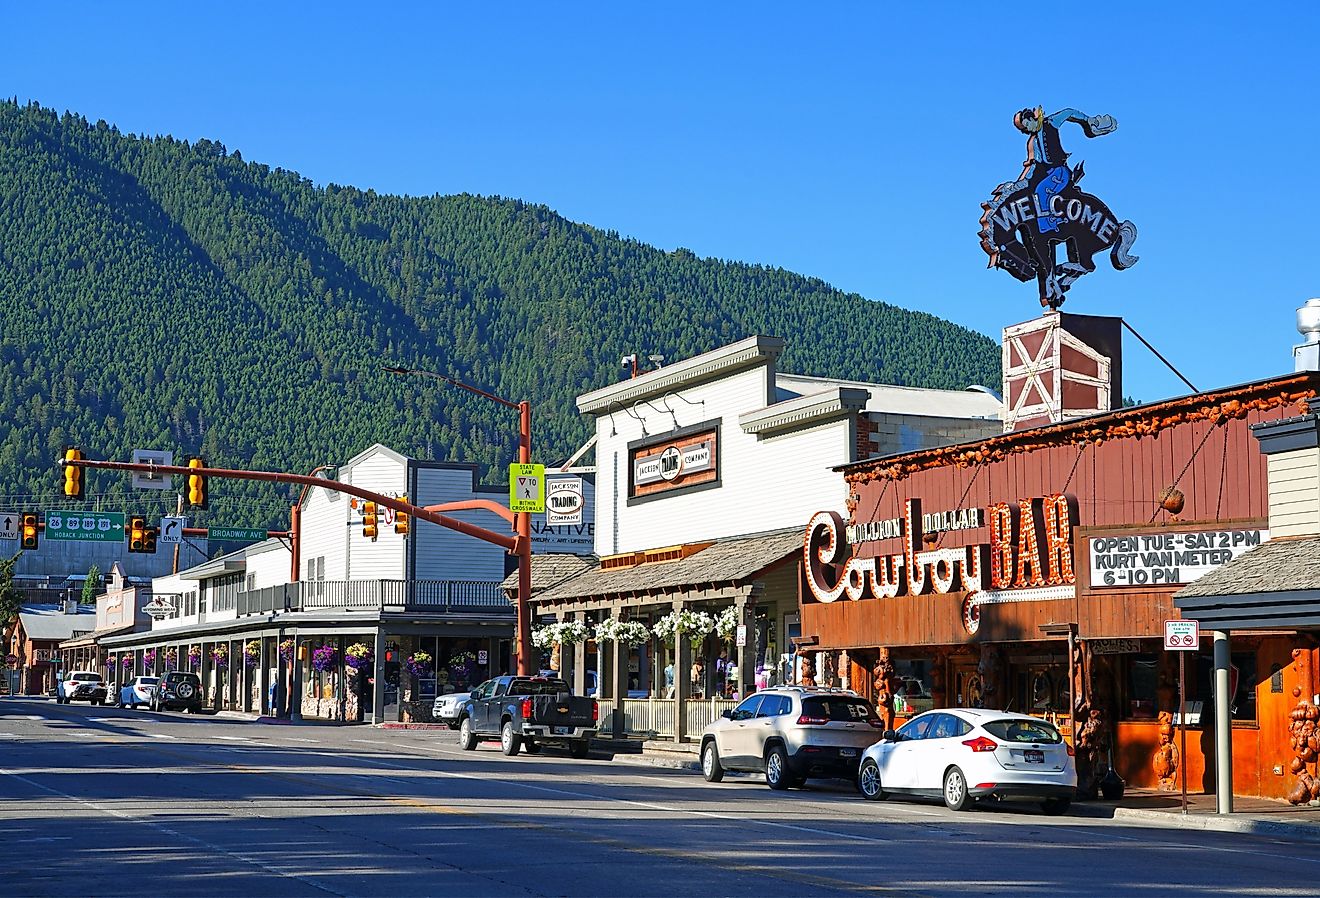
186,646,202,670
653,610,715,648
210,645,229,670
119,654,134,670
595,618,651,647
163,648,178,670
243,640,261,669
278,638,295,663
405,650,433,678
715,606,740,642
142,649,157,668
311,644,337,673
447,650,477,677
345,643,373,671
531,620,590,649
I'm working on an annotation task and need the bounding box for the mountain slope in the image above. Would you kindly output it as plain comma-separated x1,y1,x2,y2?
0,101,999,528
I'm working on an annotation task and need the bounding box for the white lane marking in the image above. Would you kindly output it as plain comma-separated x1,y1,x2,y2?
146,734,178,740
0,767,347,895
86,718,122,723
215,736,252,741
12,836,72,843
284,737,318,743
350,738,379,745
70,732,100,739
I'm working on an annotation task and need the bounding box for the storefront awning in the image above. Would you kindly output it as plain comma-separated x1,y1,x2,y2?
533,528,802,609
1174,535,1320,630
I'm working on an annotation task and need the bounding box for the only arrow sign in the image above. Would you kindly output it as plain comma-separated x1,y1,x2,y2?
159,516,185,545
0,514,16,541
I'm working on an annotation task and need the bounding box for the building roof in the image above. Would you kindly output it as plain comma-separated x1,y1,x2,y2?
775,374,1002,419
1176,536,1320,599
534,528,802,603
60,622,137,649
500,554,598,595
18,605,97,642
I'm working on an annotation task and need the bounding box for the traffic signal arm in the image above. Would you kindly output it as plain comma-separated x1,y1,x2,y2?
60,457,517,551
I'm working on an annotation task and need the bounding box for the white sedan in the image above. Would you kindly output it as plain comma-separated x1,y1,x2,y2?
857,708,1076,814
118,676,160,709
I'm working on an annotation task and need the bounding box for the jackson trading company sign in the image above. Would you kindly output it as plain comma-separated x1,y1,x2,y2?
806,495,1077,635
978,107,1139,310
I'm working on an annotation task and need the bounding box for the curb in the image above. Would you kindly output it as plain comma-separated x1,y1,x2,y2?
378,722,452,730
1108,805,1320,843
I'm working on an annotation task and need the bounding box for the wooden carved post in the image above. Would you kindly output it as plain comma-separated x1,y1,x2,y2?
1153,710,1179,791
1287,648,1320,805
873,648,898,730
798,652,816,687
929,650,948,709
976,644,1004,710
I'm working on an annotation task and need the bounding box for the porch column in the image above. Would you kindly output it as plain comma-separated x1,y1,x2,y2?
259,637,271,716
673,599,692,743
290,632,303,722
612,624,628,738
1213,630,1233,814
571,611,588,697
735,599,754,699
371,628,386,725
559,612,577,690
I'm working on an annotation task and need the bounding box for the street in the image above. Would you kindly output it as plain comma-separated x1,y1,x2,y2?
1,697,1317,897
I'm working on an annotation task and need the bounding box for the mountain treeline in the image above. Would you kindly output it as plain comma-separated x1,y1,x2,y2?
0,100,999,529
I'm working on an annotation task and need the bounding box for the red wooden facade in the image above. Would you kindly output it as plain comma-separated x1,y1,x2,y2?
802,371,1320,800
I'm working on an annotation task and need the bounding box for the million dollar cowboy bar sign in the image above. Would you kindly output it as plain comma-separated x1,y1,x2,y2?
803,494,1077,635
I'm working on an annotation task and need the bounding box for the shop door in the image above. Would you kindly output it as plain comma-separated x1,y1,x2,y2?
951,660,983,709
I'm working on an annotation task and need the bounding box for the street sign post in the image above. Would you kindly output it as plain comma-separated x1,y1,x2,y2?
159,516,186,545
0,513,17,541
208,527,267,542
1164,618,1202,816
509,463,546,513
44,511,125,542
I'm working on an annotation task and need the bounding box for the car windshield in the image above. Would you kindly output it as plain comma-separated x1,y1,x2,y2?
801,697,875,721
140,677,160,686
71,673,101,682
984,718,1063,744
507,679,570,696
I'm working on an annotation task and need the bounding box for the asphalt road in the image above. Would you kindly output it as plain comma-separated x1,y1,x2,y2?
2,696,1318,897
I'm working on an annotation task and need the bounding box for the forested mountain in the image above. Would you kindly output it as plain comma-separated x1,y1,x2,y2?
0,100,999,529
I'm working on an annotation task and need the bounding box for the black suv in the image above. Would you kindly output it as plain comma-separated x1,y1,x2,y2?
151,672,203,713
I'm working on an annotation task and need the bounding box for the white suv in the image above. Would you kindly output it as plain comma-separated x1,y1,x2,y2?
700,687,884,789
57,671,107,705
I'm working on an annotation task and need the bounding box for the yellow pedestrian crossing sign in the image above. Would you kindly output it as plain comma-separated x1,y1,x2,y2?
509,463,546,513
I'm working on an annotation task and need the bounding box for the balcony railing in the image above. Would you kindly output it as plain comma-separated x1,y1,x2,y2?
235,580,511,617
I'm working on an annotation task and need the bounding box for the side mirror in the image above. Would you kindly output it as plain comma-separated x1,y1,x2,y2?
882,729,899,742
720,709,734,720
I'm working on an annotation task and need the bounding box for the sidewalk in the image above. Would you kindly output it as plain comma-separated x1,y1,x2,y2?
1072,788,1320,842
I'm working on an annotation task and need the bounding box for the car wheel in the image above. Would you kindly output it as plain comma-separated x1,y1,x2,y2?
523,738,542,754
765,745,792,790
500,721,521,756
459,718,478,751
568,739,590,759
858,758,887,801
701,740,724,783
1041,798,1071,816
943,766,970,811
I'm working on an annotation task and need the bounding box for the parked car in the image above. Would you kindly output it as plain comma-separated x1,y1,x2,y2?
458,675,597,757
117,676,160,709
857,708,1076,814
56,671,107,705
150,672,204,713
699,687,884,789
432,691,468,729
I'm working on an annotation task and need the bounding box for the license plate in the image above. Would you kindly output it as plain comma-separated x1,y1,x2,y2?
839,748,858,758
552,726,571,735
1024,749,1045,764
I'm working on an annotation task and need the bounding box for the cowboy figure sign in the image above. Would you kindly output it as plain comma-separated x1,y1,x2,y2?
979,107,1139,309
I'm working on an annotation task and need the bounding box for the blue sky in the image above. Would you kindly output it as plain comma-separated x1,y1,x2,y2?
4,4,1318,400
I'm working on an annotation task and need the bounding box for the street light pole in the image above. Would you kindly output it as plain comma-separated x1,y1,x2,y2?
383,366,536,676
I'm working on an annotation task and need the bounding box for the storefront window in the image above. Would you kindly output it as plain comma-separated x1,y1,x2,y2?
1192,649,1258,724
1123,653,1160,720
892,659,934,715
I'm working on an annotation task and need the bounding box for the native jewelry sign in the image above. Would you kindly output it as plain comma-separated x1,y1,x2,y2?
978,106,1139,309
1089,529,1267,588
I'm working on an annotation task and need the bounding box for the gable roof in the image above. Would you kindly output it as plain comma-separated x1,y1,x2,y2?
18,605,96,642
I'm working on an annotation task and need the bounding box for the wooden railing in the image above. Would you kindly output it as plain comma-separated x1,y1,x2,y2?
235,580,511,616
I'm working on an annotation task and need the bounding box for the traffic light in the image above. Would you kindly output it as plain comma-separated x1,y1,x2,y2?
394,496,409,535
20,512,39,550
186,456,208,510
127,516,147,553
362,501,378,539
62,447,83,499
143,524,159,554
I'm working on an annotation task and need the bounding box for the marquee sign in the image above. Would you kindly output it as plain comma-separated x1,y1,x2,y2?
805,494,1077,635
978,107,1139,309
629,426,719,500
1089,529,1268,588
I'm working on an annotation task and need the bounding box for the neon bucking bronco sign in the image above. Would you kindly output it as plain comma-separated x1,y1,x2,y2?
979,107,1140,310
